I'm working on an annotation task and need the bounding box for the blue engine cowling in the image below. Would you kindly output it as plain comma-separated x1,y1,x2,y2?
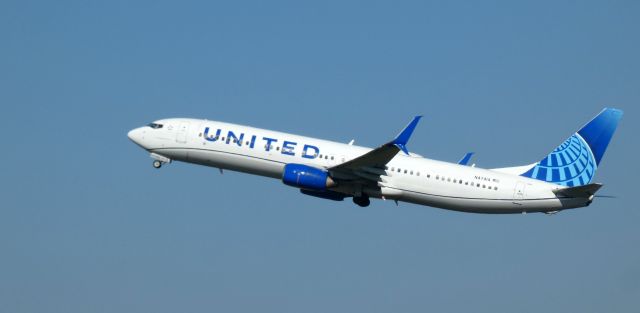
282,164,336,190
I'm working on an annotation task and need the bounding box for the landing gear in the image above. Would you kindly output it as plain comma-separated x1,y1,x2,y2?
353,195,370,207
150,153,171,169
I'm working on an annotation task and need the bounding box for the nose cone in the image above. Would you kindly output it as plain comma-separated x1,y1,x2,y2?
127,127,146,148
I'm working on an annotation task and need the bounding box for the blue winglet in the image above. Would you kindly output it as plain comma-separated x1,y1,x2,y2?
458,152,475,165
391,116,422,155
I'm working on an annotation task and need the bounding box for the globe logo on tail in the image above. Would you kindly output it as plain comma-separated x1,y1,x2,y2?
521,134,597,186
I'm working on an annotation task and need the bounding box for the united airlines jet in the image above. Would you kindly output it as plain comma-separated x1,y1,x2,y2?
127,108,623,214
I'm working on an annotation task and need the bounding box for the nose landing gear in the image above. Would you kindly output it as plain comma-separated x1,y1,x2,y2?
150,153,171,169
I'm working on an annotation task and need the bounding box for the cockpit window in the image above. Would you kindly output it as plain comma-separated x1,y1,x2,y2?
147,123,163,129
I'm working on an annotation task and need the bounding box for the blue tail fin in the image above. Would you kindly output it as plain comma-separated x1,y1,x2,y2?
520,108,623,186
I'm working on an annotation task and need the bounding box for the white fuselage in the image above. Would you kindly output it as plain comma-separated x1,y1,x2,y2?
128,118,591,214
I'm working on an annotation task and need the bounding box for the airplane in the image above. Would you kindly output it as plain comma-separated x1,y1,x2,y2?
127,108,623,214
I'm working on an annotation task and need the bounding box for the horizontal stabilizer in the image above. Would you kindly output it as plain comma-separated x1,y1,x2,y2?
553,183,603,198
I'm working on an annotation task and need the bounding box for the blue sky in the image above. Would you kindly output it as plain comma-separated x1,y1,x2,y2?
1,1,639,312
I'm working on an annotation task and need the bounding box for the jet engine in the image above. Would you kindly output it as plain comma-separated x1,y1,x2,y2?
282,164,337,190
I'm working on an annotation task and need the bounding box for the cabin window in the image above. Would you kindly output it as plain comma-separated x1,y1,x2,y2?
459,180,463,184
245,141,250,145
331,156,334,160
427,174,431,178
397,168,401,173
494,187,498,190
453,179,457,183
417,172,420,176
276,146,280,151
447,178,451,182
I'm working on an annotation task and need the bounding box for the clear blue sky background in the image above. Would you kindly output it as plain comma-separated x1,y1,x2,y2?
1,1,639,312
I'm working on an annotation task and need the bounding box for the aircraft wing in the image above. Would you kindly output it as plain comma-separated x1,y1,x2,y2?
329,116,422,177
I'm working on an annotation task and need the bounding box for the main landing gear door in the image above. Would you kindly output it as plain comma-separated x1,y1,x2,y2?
176,122,190,144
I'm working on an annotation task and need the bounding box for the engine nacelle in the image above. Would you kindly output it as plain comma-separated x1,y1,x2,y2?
282,164,337,190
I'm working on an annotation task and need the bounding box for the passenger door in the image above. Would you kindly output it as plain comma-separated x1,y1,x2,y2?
513,182,526,201
176,122,190,144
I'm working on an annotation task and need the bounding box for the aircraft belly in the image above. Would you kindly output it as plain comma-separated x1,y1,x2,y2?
179,148,284,179
398,189,564,214
558,197,592,210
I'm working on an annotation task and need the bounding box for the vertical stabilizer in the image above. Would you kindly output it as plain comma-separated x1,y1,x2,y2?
520,108,623,186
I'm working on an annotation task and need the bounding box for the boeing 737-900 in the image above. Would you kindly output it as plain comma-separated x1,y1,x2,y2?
127,108,622,214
